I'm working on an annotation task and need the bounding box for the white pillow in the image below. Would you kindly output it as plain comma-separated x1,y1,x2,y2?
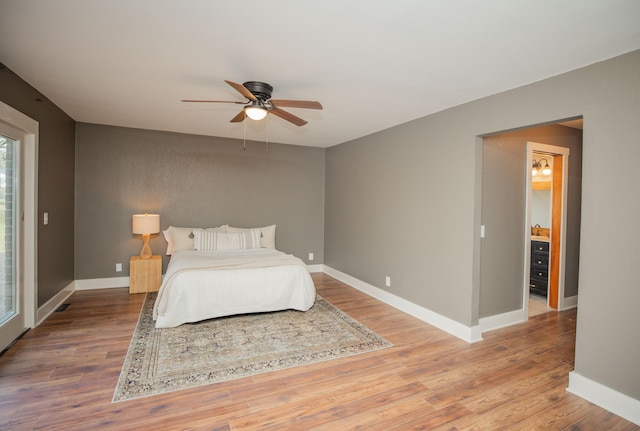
163,225,228,255
223,225,276,249
193,229,262,251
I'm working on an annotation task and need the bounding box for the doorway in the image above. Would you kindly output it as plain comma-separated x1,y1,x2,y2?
478,121,582,330
526,143,570,314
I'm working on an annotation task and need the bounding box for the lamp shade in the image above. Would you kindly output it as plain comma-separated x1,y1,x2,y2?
132,214,160,235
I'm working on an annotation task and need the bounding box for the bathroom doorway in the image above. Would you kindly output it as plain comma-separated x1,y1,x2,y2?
526,143,570,314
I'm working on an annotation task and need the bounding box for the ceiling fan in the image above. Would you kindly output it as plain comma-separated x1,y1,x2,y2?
181,80,322,126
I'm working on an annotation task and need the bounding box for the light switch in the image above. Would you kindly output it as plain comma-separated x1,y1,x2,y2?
43,212,49,225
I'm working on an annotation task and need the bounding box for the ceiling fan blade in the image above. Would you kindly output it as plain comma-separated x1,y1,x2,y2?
181,99,246,104
270,100,323,110
230,110,246,123
270,107,308,126
225,80,257,102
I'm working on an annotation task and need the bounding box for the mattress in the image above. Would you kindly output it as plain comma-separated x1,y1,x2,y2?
152,248,316,328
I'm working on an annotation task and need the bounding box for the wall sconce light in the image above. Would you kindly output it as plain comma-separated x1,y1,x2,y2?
132,213,160,259
532,158,552,176
244,102,268,121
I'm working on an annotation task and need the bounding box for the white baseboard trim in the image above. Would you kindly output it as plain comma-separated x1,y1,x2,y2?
36,281,75,326
479,308,527,333
568,371,640,426
72,267,324,292
74,277,130,290
323,265,482,343
560,294,578,310
480,294,579,333
307,264,324,273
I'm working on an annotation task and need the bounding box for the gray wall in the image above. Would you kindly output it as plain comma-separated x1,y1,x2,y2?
326,114,478,326
480,125,582,317
325,50,640,400
0,63,76,306
74,123,325,279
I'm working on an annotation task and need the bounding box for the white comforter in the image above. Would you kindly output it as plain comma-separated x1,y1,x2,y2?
153,249,316,328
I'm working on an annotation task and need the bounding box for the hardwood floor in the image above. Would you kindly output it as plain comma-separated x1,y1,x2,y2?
1,273,637,430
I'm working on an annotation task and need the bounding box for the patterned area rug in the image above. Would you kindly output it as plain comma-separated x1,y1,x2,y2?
113,293,392,402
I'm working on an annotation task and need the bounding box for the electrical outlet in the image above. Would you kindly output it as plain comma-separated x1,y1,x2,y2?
309,253,314,261
116,263,122,272
385,276,391,287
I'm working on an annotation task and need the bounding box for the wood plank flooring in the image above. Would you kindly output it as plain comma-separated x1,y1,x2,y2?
1,273,637,430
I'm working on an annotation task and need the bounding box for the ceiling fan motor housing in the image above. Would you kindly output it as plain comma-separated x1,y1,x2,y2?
243,81,273,101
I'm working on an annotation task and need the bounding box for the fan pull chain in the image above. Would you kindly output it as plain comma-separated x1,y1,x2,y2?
243,113,247,151
265,114,269,151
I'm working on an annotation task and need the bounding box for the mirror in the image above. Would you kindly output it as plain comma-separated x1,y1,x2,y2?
531,189,551,228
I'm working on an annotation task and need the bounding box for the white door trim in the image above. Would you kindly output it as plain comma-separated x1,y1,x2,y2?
0,101,38,330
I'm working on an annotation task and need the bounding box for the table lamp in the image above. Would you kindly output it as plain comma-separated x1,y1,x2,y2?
132,214,160,259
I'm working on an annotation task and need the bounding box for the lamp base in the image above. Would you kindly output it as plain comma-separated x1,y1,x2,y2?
139,234,152,259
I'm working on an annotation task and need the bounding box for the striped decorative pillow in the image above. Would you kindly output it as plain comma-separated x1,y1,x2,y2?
193,228,262,251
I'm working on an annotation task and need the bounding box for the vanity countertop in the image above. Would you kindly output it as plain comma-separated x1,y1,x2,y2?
531,235,550,242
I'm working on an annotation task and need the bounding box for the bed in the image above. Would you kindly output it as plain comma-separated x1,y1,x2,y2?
152,225,316,328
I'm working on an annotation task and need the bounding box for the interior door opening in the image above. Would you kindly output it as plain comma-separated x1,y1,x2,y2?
527,145,570,315
478,119,582,331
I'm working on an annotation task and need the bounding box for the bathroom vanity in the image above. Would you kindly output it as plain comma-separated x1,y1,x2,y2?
530,237,550,296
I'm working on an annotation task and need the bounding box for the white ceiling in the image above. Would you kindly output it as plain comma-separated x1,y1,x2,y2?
1,1,639,148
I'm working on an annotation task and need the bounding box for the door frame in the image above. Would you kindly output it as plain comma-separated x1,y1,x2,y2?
0,101,38,339
525,142,570,312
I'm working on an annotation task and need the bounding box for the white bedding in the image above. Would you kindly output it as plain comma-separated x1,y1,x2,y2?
152,248,316,328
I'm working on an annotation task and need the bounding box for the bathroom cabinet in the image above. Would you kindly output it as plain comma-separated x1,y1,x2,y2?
530,240,549,296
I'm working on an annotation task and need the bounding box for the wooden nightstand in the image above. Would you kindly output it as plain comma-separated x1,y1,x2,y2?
129,255,162,294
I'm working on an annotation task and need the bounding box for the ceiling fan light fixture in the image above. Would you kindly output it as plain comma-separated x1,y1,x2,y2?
183,80,322,127
244,104,268,121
